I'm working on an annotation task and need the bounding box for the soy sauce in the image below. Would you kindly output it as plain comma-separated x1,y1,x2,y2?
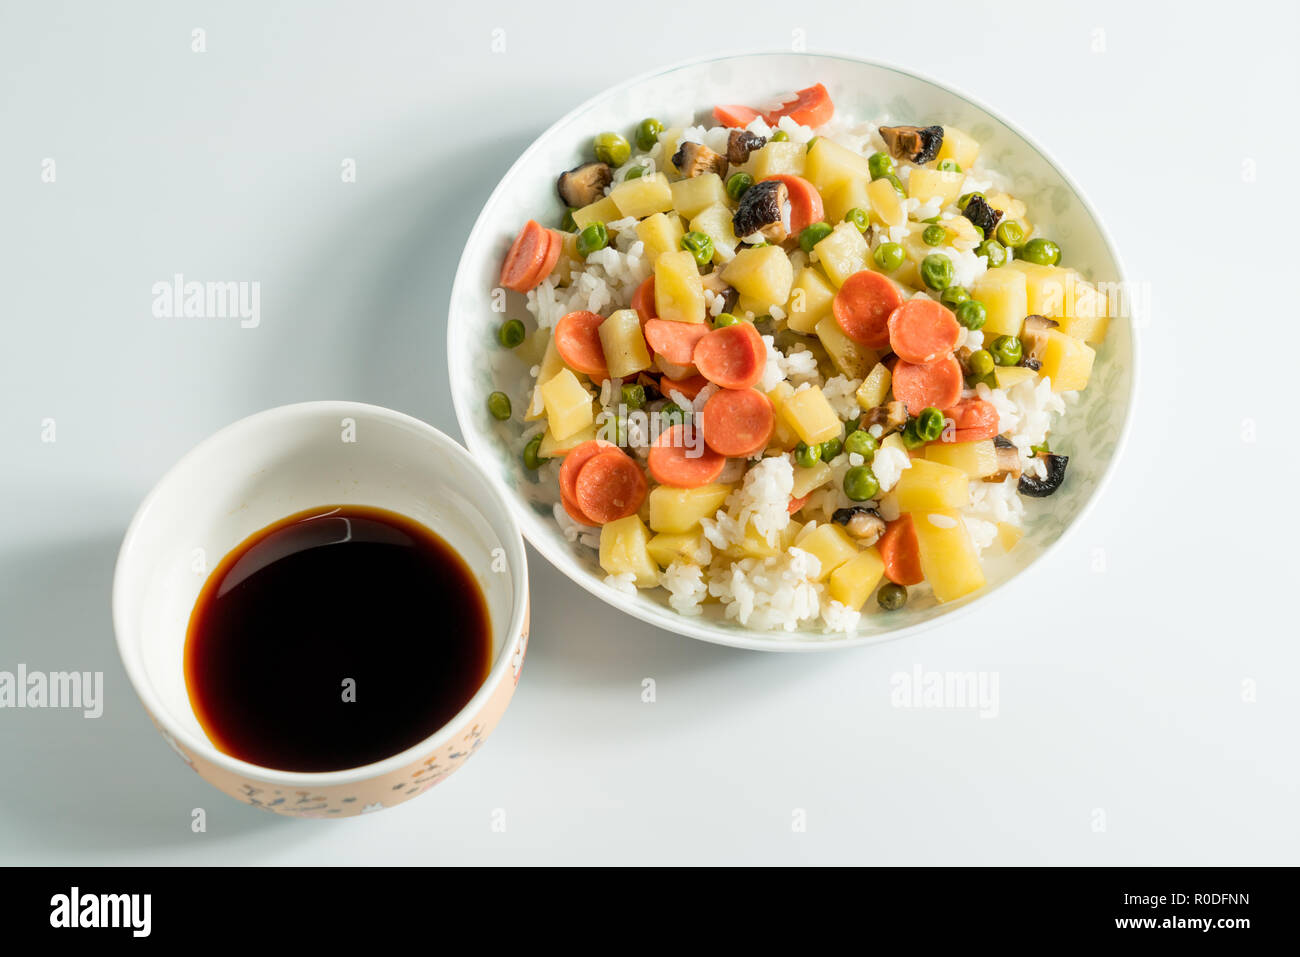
184,505,491,772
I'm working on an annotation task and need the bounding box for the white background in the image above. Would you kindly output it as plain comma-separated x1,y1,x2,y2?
2,0,1296,865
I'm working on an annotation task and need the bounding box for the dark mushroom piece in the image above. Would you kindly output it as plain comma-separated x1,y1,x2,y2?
673,141,729,179
962,194,1003,238
860,400,908,436
726,129,767,165
732,178,789,243
832,506,886,546
878,125,945,164
635,372,664,402
1018,452,1069,497
556,161,612,208
1020,315,1059,366
984,445,1024,483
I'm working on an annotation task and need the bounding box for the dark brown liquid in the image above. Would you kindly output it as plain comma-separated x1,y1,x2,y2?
184,505,491,772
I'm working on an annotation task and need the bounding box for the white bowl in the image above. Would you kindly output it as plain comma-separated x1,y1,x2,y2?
448,52,1135,652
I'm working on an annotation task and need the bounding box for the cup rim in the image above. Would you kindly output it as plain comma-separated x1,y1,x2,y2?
111,400,530,786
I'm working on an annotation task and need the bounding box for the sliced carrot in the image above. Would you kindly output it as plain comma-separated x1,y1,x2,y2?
560,493,598,528
887,298,962,365
788,494,810,515
632,276,657,324
700,388,774,458
761,174,824,234
878,515,924,586
573,449,647,525
714,104,762,128
660,373,709,401
942,398,999,443
891,356,964,413
647,424,726,488
558,439,617,504
833,270,903,349
644,319,711,366
692,321,766,390
553,310,609,380
764,84,834,128
888,299,962,365
500,220,552,293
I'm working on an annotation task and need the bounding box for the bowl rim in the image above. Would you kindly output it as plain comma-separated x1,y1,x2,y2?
111,400,530,784
447,50,1138,653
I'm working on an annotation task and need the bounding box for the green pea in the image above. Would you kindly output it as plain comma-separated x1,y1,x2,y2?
843,466,880,502
593,132,630,166
957,191,985,211
806,136,818,151
843,207,870,233
955,300,986,330
621,383,646,410
920,254,954,291
488,391,511,421
1021,237,1060,266
681,230,714,267
901,420,925,449
873,242,905,272
976,239,1007,268
726,172,753,201
991,335,1023,366
560,208,578,232
770,129,790,142
713,312,741,328
623,164,646,180
497,318,526,349
938,159,962,172
799,222,833,253
968,348,995,378
820,436,843,461
917,407,945,442
996,219,1025,248
576,222,608,257
660,403,686,425
939,285,970,309
635,118,664,152
922,214,942,224
883,172,905,196
794,441,822,468
844,429,878,460
522,434,546,471
1031,440,1051,455
877,582,907,610
868,151,895,180
922,224,947,246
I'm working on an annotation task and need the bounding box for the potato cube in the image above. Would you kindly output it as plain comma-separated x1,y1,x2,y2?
815,316,877,380
654,249,707,324
721,244,794,310
925,439,998,478
766,383,800,451
540,368,594,440
658,128,685,172
812,221,869,287
791,459,833,498
690,202,740,262
1039,329,1096,392
746,141,806,179
648,483,732,534
935,127,980,170
539,420,597,458
912,509,985,603
828,547,886,609
779,385,842,445
993,365,1038,390
552,232,581,287
670,173,729,220
971,268,1028,339
944,216,983,250
1057,278,1111,345
793,523,859,581
726,519,783,560
996,522,1023,552
1006,260,1068,315
526,332,565,420
636,212,686,264
907,168,965,208
599,309,652,379
893,458,970,511
609,172,674,219
785,266,837,334
572,196,621,232
646,530,707,569
805,137,871,195
866,177,905,227
599,515,659,587
821,177,871,225
856,362,892,409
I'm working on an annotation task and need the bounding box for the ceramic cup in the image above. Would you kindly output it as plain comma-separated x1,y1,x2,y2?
112,401,530,818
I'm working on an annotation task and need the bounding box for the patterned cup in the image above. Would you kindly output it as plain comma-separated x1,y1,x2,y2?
112,401,529,817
